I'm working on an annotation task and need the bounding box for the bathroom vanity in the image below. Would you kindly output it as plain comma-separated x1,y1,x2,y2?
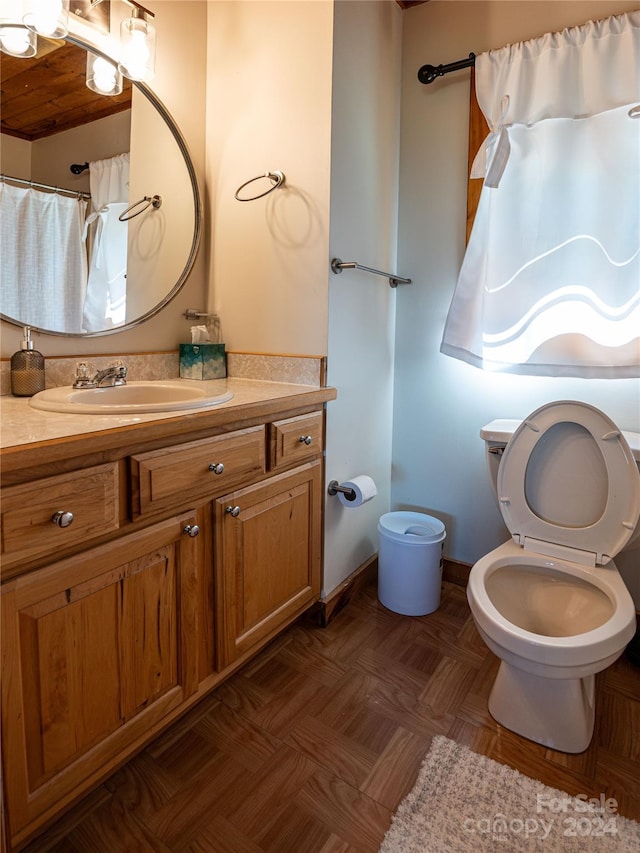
0,378,336,850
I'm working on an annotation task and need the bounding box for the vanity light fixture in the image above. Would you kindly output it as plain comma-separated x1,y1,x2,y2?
22,0,69,38
7,0,156,87
117,0,155,83
86,52,123,96
0,23,37,56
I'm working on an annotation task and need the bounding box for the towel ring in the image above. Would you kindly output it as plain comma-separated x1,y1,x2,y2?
119,194,162,222
234,170,285,202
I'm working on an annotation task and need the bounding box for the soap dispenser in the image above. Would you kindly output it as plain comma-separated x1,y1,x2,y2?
11,326,45,397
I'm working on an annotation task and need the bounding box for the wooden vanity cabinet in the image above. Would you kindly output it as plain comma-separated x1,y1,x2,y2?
1,512,200,846
1,402,327,851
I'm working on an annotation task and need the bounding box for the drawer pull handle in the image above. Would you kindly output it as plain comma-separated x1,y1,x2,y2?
226,505,241,518
52,510,74,528
300,435,313,446
183,524,200,538
209,462,225,475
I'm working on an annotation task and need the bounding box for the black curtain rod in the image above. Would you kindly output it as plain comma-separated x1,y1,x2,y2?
70,162,89,175
418,52,475,85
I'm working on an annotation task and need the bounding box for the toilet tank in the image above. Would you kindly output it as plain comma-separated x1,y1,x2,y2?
480,419,521,498
480,418,640,497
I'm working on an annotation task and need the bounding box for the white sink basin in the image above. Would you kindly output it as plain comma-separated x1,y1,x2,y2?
29,380,233,414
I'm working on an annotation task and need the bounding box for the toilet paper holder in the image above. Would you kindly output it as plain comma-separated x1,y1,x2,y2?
327,480,357,501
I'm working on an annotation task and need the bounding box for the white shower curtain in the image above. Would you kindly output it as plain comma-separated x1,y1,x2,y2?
82,153,130,332
0,182,88,333
440,11,640,378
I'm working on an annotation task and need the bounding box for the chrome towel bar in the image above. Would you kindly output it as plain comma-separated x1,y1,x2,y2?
119,194,162,222
183,309,216,320
235,170,285,201
331,258,412,289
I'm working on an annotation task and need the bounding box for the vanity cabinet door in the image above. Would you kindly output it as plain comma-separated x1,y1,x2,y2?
1,512,199,847
215,461,322,668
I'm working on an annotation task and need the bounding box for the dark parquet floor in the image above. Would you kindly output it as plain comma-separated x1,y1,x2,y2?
23,579,640,852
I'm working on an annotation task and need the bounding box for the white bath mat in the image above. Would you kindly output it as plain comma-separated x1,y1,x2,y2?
380,735,640,852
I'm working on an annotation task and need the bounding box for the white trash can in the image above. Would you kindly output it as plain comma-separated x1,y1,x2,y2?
377,511,446,616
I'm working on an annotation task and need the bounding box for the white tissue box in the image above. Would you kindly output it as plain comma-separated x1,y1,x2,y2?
179,343,226,380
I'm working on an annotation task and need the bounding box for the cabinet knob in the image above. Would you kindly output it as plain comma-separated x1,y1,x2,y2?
225,505,241,518
183,524,200,538
299,435,313,446
208,462,225,475
51,510,74,528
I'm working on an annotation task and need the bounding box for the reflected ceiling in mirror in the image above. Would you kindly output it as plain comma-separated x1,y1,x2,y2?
0,36,201,337
1,38,131,140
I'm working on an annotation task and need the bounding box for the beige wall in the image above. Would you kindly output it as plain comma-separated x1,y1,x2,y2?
205,0,334,356
1,135,32,178
394,2,640,594
126,88,197,323
31,112,131,192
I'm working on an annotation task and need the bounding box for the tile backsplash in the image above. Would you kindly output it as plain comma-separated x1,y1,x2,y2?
226,352,324,387
0,351,324,395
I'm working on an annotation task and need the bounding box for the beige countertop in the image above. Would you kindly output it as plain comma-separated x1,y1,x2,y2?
1,378,336,475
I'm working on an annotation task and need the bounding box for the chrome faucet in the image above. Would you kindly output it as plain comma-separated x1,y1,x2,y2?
73,362,128,389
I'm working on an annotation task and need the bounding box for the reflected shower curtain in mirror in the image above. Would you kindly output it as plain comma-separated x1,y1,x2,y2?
440,11,640,377
82,152,130,332
0,183,88,333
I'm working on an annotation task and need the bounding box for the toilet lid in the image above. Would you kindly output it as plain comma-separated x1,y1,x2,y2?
497,401,640,566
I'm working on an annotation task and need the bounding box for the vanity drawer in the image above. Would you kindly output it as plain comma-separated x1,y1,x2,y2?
130,425,266,518
269,412,324,470
1,462,120,568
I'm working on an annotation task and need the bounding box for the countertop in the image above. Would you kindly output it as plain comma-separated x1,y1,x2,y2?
1,377,337,475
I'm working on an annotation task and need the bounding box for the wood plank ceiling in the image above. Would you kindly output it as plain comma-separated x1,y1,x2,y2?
1,39,131,141
1,0,425,142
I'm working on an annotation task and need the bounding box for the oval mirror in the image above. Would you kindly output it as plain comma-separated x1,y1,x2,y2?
0,35,201,337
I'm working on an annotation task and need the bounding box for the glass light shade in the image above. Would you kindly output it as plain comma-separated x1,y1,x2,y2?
86,53,123,96
22,0,68,38
0,24,36,56
117,14,155,82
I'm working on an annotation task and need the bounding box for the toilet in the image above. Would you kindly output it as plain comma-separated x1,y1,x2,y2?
467,400,640,753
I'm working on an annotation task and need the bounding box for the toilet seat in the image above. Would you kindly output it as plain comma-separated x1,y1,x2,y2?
498,401,640,566
467,541,635,671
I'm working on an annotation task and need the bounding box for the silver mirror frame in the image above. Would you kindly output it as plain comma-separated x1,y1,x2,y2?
1,35,202,337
